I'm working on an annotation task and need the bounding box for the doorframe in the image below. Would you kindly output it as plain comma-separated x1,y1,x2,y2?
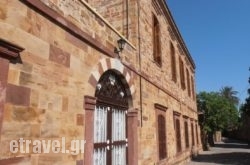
84,66,138,165
93,100,128,165
84,97,138,165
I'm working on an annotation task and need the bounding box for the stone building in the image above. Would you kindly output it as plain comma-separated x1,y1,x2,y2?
0,0,201,164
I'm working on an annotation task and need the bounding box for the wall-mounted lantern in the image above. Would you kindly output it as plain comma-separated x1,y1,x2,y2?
114,38,126,56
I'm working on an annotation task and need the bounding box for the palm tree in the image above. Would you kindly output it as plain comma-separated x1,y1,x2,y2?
220,86,239,106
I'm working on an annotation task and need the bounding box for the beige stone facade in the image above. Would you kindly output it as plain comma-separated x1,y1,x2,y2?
0,0,202,164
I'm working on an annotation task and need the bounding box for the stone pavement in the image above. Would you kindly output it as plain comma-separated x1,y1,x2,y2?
187,138,250,165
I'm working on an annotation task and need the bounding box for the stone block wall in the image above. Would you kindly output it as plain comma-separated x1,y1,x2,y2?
0,0,201,164
89,0,138,46
136,1,201,162
0,0,133,164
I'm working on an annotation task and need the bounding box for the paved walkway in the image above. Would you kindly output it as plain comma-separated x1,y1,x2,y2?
187,138,250,165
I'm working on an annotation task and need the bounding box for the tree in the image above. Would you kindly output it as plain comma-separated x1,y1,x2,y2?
219,86,240,131
197,91,239,149
240,71,250,116
220,86,239,106
238,68,250,143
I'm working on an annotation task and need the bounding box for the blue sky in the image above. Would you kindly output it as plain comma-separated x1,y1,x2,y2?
166,0,250,104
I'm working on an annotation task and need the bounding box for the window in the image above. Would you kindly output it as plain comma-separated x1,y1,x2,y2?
196,123,199,145
191,76,196,100
184,120,189,149
186,68,191,97
0,39,23,63
170,43,177,82
158,115,167,160
191,122,195,146
179,57,185,90
155,103,168,160
174,113,182,154
153,14,161,66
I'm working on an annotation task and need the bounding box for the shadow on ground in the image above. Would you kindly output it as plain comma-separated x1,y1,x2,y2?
214,139,250,150
192,152,250,165
214,142,250,149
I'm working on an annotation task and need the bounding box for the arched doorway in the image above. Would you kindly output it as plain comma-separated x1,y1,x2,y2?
93,70,130,165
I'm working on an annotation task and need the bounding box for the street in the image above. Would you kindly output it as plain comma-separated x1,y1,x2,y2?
187,138,250,165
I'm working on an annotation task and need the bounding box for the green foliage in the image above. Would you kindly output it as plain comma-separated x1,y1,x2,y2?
237,69,250,142
220,86,239,106
197,91,239,133
240,69,250,116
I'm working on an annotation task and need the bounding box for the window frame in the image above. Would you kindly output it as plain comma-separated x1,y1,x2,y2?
179,57,186,90
183,116,190,149
195,122,199,145
170,43,177,82
186,68,191,97
190,119,195,147
155,103,168,161
173,112,182,154
152,13,162,66
191,76,196,100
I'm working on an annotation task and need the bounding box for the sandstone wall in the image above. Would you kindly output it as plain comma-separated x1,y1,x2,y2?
0,0,201,164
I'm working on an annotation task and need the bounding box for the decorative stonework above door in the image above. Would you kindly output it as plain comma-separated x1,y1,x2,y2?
95,70,128,107
89,58,135,98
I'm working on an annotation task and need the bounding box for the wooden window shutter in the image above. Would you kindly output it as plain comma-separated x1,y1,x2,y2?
186,68,191,97
191,123,195,146
158,115,167,160
175,118,182,153
184,121,189,148
171,43,177,82
179,58,185,90
196,124,199,145
153,14,161,66
191,77,196,100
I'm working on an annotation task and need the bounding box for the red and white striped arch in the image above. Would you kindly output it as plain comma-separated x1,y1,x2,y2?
88,58,135,96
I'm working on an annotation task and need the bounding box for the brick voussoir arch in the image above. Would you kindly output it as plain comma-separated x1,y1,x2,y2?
88,58,135,96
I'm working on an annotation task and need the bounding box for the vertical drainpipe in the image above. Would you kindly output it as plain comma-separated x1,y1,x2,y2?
137,0,143,127
126,0,129,38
